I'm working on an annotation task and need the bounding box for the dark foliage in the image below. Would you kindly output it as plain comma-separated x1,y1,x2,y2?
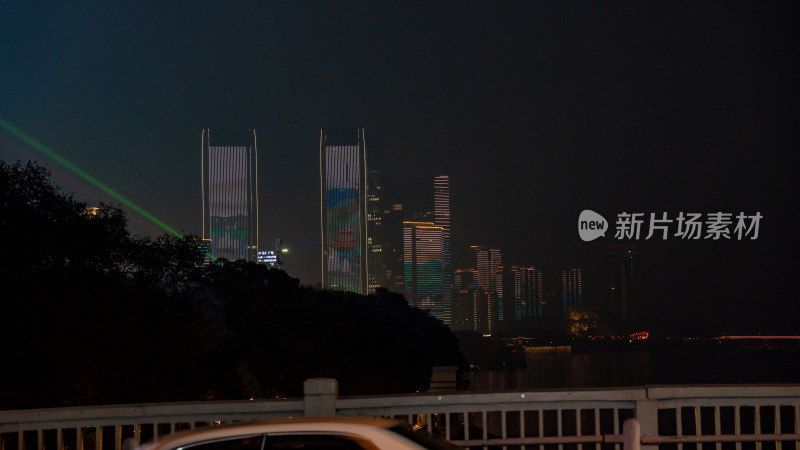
0,161,467,410
197,260,467,399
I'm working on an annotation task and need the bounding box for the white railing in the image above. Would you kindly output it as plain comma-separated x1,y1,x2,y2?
1,380,798,450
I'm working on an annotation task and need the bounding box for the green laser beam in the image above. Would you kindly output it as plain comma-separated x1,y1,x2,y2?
0,116,183,238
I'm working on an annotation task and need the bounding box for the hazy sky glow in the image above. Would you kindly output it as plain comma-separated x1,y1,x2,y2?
2,1,798,334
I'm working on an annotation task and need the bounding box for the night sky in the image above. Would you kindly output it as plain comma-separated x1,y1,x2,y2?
2,1,798,334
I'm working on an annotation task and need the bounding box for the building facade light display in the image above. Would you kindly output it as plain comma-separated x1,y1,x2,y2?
201,129,259,262
472,245,503,297
320,129,368,294
562,268,583,311
512,266,544,319
403,221,446,320
433,175,452,324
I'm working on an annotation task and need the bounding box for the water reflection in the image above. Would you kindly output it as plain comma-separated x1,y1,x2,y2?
467,343,800,391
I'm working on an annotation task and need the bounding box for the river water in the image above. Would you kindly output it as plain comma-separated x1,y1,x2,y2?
466,341,800,391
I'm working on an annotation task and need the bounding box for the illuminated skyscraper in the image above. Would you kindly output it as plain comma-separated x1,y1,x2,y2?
512,266,544,319
433,175,452,323
320,129,368,294
201,129,259,262
561,268,583,311
403,221,445,319
472,246,503,297
451,267,502,334
490,250,503,298
463,246,503,331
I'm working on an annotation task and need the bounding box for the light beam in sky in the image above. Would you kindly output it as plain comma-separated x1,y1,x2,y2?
0,116,183,238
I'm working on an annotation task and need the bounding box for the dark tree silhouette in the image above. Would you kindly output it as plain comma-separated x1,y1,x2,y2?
0,161,210,408
200,261,468,398
0,160,469,410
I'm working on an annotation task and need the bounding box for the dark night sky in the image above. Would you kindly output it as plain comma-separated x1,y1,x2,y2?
2,1,798,334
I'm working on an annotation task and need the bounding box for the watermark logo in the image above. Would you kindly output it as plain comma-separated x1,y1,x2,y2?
579,210,763,241
578,210,608,242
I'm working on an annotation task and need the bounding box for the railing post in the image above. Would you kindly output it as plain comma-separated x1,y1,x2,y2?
623,418,641,450
635,399,659,450
303,378,338,417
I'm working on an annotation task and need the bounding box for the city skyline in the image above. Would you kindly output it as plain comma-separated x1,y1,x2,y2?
2,1,798,334
193,129,641,329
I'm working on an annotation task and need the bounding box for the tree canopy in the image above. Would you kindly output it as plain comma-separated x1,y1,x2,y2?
0,160,467,410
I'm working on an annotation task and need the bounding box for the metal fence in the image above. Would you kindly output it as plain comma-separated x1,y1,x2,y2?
1,381,798,450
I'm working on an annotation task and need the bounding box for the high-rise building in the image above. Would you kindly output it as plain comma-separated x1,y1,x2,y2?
366,169,405,294
490,250,503,299
562,268,583,311
366,169,385,293
608,245,636,326
451,288,477,331
201,129,259,262
451,267,499,334
452,269,477,331
454,268,478,290
383,202,405,293
465,246,504,330
472,246,503,297
479,290,498,334
511,266,544,319
403,221,446,319
320,129,368,294
433,175,452,324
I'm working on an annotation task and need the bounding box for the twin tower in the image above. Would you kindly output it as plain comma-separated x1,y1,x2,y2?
197,129,379,288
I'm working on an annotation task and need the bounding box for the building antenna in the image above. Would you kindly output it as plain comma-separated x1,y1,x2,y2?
361,127,368,294
319,129,325,287
253,129,259,257
247,135,254,260
207,129,212,244
201,129,205,240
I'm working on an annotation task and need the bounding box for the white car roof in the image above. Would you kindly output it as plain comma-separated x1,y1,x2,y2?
137,417,426,450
